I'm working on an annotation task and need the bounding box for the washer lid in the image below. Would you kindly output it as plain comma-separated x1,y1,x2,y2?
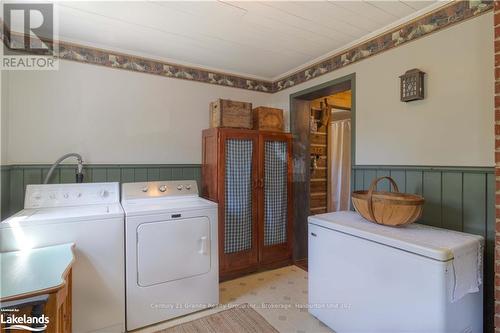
308,211,483,261
1,203,124,227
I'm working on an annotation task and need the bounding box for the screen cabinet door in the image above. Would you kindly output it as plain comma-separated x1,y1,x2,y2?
219,129,259,276
259,133,293,264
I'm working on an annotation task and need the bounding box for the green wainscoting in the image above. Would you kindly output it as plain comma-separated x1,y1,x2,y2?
0,164,201,219
1,166,11,220
0,163,495,330
353,165,495,332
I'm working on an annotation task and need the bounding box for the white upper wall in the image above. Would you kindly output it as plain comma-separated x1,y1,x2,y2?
4,63,268,164
269,12,494,167
2,13,493,167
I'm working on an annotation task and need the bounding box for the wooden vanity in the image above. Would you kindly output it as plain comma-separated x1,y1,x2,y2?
0,243,75,333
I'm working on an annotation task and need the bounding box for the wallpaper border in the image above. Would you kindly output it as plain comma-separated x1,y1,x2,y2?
273,0,492,91
1,0,493,93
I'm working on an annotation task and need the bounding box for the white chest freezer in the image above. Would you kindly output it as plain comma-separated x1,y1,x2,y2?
308,211,483,333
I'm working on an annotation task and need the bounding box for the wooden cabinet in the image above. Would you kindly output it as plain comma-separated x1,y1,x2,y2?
46,269,72,333
202,128,293,280
0,244,73,333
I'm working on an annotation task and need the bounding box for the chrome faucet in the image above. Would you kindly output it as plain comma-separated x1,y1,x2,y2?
43,153,84,184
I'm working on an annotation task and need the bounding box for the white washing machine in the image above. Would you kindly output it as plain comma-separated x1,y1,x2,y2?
0,182,125,333
121,180,218,331
308,211,483,333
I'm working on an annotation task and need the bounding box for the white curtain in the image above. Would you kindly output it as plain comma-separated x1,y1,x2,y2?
327,118,351,212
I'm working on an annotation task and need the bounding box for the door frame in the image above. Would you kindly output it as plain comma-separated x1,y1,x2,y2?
289,73,356,166
289,73,356,261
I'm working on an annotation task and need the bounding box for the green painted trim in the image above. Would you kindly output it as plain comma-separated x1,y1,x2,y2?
353,165,494,173
1,166,11,223
351,74,356,166
289,73,355,99
290,72,357,166
8,163,201,169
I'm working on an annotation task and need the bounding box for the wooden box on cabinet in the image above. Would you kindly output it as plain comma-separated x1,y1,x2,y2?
253,107,284,132
202,128,293,280
210,99,253,129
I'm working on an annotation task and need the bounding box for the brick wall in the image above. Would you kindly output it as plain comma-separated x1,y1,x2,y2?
496,1,500,331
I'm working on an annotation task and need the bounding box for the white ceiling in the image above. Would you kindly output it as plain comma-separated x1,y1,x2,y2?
54,1,442,80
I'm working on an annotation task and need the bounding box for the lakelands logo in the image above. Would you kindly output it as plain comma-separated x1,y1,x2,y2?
2,2,58,70
1,313,49,331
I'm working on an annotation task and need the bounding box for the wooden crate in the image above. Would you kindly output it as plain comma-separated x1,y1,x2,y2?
210,99,252,129
253,107,284,132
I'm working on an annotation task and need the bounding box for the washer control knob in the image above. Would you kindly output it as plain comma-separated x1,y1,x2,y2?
141,186,148,193
177,185,183,191
100,190,109,198
159,185,167,192
32,192,42,200
63,193,69,199
185,184,192,190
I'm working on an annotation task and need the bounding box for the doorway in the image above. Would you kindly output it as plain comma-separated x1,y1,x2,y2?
289,73,355,267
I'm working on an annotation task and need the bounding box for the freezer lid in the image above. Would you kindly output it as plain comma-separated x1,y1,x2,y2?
308,211,483,261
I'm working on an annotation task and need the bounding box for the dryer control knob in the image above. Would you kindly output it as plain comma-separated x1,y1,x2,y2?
159,185,167,192
177,185,183,191
185,184,191,190
141,186,148,193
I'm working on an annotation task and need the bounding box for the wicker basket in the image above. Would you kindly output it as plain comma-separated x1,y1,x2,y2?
351,176,424,227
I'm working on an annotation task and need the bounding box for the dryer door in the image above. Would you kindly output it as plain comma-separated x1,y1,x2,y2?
137,216,211,287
